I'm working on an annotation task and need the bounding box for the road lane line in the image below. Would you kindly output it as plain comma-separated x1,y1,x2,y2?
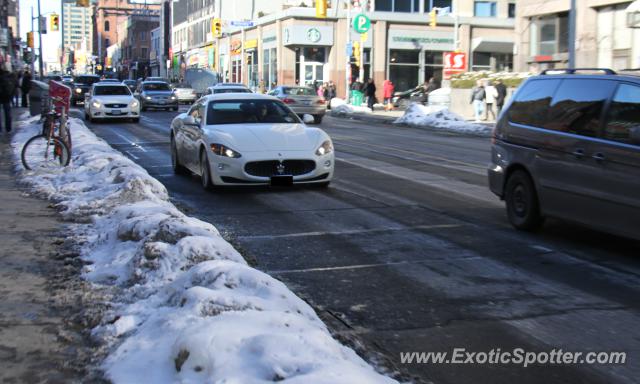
237,223,461,240
124,151,139,160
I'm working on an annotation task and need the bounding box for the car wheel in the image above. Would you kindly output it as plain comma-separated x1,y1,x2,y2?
505,170,544,231
141,105,147,112
172,106,178,111
171,136,189,175
313,115,323,124
314,181,330,189
131,118,140,123
200,150,214,190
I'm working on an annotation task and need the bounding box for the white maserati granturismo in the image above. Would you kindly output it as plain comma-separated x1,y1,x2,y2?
170,93,334,188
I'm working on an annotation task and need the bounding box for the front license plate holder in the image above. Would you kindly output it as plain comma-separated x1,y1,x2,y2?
270,175,293,186
111,109,121,115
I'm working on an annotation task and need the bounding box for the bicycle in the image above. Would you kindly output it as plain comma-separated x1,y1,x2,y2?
21,96,72,170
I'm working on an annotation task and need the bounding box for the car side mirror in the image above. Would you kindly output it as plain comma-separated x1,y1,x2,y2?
302,114,314,124
630,126,640,145
184,115,199,127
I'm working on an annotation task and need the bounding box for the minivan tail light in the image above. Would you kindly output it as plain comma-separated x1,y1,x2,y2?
317,99,326,104
282,98,296,104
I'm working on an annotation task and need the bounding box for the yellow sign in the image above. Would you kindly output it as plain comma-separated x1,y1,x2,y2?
27,31,34,48
360,32,368,42
244,39,258,50
230,40,242,55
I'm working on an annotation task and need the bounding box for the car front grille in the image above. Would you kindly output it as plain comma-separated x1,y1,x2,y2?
245,160,316,177
105,103,127,108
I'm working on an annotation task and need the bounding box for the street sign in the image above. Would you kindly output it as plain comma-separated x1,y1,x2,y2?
352,13,370,34
443,52,467,80
360,32,368,42
230,20,255,27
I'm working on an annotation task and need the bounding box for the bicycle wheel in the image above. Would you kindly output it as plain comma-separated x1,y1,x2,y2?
21,134,71,170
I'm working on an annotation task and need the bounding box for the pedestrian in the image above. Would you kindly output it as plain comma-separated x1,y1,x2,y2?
21,69,32,108
364,78,376,110
383,79,395,111
495,79,507,116
327,81,336,110
0,65,17,133
470,80,486,122
13,70,21,107
258,79,266,94
484,81,499,121
317,82,324,98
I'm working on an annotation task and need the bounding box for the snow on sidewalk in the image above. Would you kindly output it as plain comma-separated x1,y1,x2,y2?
11,117,398,384
394,103,492,135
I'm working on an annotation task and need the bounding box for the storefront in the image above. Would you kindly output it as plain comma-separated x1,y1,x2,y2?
262,33,277,89
283,25,333,87
387,29,454,91
245,39,259,90
230,39,242,83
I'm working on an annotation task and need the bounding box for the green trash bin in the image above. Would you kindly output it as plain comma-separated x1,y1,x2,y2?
350,90,364,106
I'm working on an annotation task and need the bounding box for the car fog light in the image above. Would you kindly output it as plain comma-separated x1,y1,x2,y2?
324,160,331,167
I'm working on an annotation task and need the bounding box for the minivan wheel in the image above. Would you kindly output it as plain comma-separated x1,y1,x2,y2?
200,151,214,190
505,170,543,231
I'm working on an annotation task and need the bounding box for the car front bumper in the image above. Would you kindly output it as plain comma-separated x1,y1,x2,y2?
89,105,140,119
207,150,334,186
141,98,179,108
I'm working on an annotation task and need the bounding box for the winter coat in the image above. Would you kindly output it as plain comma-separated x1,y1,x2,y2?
364,82,376,97
328,85,336,99
495,83,507,106
485,85,498,104
383,80,395,99
21,72,32,92
0,72,17,103
470,86,485,103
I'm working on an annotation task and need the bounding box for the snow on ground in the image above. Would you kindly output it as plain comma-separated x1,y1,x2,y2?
394,103,492,135
11,116,398,383
330,97,373,114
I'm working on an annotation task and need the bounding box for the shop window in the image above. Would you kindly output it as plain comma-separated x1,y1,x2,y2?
472,52,491,71
389,49,420,92
302,47,326,63
389,50,419,64
474,1,496,17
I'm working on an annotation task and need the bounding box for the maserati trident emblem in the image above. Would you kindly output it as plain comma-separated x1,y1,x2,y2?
276,162,285,175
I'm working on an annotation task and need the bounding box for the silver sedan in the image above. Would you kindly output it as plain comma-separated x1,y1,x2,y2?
268,86,326,124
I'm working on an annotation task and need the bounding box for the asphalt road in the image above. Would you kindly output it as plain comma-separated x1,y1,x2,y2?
74,106,640,384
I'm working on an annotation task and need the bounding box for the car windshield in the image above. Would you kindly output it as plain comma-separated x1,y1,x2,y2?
75,76,100,85
173,83,192,88
206,100,301,125
143,83,170,91
123,80,136,85
283,87,315,96
93,86,131,96
213,88,251,94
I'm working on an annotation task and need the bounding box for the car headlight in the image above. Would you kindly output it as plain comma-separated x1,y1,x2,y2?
315,140,333,156
170,95,177,100
210,143,241,158
145,96,152,100
92,100,101,108
75,88,82,93
130,100,139,108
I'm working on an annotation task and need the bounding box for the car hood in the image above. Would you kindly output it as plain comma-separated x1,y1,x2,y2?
208,123,322,152
93,95,134,104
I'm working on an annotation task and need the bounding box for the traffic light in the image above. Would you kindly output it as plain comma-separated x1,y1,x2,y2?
353,41,361,67
50,14,59,32
429,8,437,28
212,18,222,37
27,31,34,48
316,0,327,18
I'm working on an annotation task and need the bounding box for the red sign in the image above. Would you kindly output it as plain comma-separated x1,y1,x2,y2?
49,81,71,114
443,52,467,80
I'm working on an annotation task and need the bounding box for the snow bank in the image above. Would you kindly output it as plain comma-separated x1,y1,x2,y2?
394,103,492,135
330,97,373,114
11,117,397,383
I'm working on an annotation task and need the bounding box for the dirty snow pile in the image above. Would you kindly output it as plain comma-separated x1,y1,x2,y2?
11,116,398,384
394,103,492,135
330,97,373,114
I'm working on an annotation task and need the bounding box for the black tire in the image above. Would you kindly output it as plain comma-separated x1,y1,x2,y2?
200,150,214,190
313,115,323,124
172,106,179,111
21,134,71,170
504,170,544,231
131,118,140,123
71,100,77,106
141,105,147,112
171,136,189,175
315,181,330,189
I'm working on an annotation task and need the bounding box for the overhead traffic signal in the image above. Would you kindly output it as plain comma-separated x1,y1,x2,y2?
429,8,437,28
76,0,89,7
27,32,34,48
316,0,327,18
353,41,361,67
212,18,222,37
50,14,59,32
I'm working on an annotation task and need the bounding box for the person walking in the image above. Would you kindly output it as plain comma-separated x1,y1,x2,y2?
383,79,395,111
21,69,32,108
0,66,17,133
364,78,376,110
13,70,21,107
327,81,336,110
484,81,499,121
470,80,486,122
495,79,507,116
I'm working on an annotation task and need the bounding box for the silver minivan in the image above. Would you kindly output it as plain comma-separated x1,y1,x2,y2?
488,68,640,240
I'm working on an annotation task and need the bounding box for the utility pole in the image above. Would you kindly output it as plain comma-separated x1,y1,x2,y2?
345,0,351,100
568,0,576,67
31,7,35,75
37,0,44,76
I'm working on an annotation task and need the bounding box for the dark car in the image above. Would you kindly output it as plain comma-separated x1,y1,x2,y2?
392,85,427,109
135,81,179,111
488,68,640,240
72,74,101,105
123,80,137,92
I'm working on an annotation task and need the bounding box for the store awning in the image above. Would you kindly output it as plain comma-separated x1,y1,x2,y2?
471,37,514,54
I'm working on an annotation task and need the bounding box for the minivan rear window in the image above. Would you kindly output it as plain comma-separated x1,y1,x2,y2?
508,79,561,127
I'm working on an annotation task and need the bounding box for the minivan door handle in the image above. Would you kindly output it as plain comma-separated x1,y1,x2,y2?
572,149,585,158
592,152,606,162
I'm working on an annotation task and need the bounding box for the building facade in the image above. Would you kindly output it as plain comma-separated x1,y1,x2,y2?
169,0,515,98
514,0,640,72
63,2,93,51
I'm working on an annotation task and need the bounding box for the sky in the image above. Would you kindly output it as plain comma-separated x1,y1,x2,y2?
19,0,63,62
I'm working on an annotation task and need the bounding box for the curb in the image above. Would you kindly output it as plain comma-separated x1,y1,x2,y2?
329,111,398,125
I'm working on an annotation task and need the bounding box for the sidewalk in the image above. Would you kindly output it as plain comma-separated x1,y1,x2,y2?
0,116,93,382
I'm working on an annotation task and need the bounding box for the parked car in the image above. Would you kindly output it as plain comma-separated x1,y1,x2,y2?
72,74,101,105
204,84,252,95
135,81,179,111
488,68,640,240
268,86,326,124
392,86,427,109
184,68,221,97
171,82,198,104
123,79,137,92
61,75,73,83
170,94,333,188
84,83,140,123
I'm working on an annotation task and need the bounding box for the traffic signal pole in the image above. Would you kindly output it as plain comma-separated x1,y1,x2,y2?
37,0,44,76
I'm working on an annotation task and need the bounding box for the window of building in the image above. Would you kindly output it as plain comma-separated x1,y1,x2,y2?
604,84,640,145
530,13,568,56
424,51,443,83
262,47,277,89
140,31,146,41
389,49,420,92
104,20,110,31
375,0,419,12
508,3,516,18
105,38,110,48
474,1,496,17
